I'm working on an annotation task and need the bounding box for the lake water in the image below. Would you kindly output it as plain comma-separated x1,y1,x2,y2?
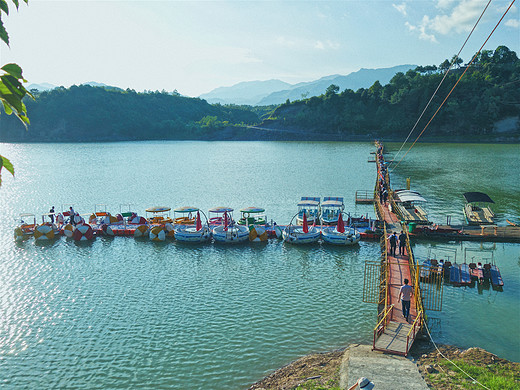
0,141,519,389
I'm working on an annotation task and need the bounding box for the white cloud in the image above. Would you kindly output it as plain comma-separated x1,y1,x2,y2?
407,0,489,42
393,3,407,17
406,17,438,43
505,18,520,28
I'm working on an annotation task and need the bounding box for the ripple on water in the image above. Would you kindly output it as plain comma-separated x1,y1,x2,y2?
1,142,518,389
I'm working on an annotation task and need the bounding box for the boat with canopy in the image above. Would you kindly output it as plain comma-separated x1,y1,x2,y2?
237,207,267,226
173,206,197,225
14,213,36,241
210,207,249,243
146,206,174,241
463,192,495,225
393,190,429,224
296,197,320,226
320,197,345,225
174,208,211,243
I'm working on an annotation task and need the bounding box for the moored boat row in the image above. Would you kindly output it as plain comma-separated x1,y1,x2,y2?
15,199,372,245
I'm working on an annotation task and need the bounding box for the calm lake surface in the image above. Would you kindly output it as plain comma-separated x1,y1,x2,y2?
0,141,519,389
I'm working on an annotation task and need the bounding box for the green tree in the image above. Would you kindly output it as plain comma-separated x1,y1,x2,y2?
325,84,340,96
0,0,32,185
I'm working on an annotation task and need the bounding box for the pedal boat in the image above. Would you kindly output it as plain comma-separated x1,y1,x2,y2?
14,213,36,241
320,197,344,225
146,206,174,241
321,213,360,245
282,212,320,244
174,209,211,243
210,208,249,243
34,213,60,241
296,197,320,226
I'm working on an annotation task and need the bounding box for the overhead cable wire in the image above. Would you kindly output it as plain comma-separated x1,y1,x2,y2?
391,0,516,172
423,321,491,390
390,0,493,166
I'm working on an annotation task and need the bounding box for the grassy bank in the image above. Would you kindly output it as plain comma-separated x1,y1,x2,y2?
247,342,520,390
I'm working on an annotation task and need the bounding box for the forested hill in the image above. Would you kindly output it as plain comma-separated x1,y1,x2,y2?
0,85,267,142
261,45,520,141
1,45,518,142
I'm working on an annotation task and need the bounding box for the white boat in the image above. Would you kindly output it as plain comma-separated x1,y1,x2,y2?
320,197,344,225
209,207,249,243
282,225,321,244
296,197,320,226
321,213,360,245
174,209,211,243
321,227,360,245
282,212,320,244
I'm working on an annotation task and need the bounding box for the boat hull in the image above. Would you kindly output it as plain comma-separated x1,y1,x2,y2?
321,228,360,245
282,227,320,244
212,225,249,243
175,226,211,243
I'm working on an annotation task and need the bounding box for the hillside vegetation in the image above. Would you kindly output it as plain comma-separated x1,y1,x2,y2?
0,86,262,142
0,45,518,142
262,45,519,141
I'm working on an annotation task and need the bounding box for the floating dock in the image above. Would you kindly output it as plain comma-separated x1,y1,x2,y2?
411,224,520,243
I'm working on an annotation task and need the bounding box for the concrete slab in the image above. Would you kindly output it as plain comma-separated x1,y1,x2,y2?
339,344,429,390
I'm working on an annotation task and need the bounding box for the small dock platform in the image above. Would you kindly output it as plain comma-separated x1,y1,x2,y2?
355,190,375,204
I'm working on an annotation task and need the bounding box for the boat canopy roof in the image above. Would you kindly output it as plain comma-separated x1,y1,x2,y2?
145,206,171,213
298,200,320,207
323,196,344,202
394,189,421,195
463,192,494,204
239,207,265,214
397,191,427,203
209,207,234,213
300,196,320,202
321,200,344,208
174,206,199,213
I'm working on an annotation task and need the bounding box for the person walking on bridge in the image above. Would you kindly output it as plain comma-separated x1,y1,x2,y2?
398,230,407,256
398,278,413,322
389,232,397,256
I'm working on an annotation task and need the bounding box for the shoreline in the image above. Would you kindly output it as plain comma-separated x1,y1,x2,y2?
247,340,520,389
1,135,519,144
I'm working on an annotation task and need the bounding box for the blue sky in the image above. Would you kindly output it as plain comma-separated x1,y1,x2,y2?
1,0,518,97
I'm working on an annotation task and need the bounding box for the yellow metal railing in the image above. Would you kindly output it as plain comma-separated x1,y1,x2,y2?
403,225,425,320
379,223,389,310
405,310,423,355
373,304,394,350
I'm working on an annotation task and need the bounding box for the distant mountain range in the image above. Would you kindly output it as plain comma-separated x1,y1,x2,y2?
199,64,417,106
27,82,57,91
